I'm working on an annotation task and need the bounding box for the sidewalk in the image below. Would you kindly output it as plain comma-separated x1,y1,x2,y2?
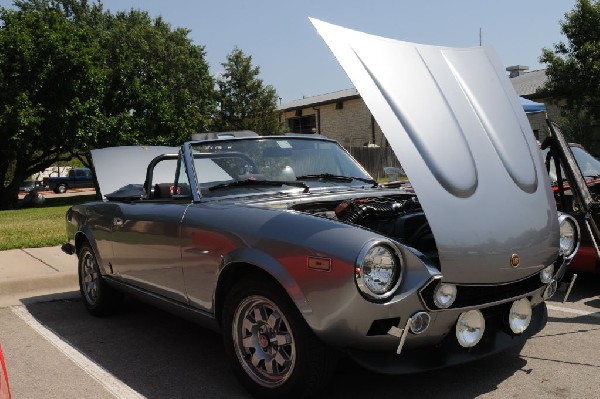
0,246,79,307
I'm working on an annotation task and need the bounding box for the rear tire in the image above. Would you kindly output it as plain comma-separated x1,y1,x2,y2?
222,276,337,399
78,243,122,316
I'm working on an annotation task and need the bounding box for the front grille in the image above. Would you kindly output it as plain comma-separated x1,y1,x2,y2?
419,272,544,310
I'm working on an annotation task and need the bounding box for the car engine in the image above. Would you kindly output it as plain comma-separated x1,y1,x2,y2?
292,195,439,266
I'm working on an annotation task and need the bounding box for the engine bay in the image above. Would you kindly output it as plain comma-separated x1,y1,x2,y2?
291,195,439,266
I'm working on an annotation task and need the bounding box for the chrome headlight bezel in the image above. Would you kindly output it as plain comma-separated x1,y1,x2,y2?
355,240,403,301
558,213,580,260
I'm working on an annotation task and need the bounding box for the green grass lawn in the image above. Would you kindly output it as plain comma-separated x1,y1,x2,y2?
0,194,96,251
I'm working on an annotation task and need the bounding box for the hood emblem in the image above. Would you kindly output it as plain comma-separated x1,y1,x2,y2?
510,254,520,268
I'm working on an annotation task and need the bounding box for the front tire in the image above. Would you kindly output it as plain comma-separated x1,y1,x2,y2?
78,243,122,316
222,276,337,399
57,184,67,194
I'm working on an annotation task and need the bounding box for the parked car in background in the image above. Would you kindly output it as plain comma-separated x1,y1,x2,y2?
0,344,11,399
544,136,600,274
18,179,43,193
62,20,582,398
43,167,94,194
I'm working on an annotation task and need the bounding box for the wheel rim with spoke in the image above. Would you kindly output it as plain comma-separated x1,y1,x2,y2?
81,251,99,305
232,295,296,388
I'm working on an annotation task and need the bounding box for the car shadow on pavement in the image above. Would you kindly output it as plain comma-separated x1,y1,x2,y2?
323,347,528,399
544,273,600,330
23,297,249,398
558,272,600,306
20,295,532,399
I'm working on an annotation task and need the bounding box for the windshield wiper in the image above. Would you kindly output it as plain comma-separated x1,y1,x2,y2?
209,178,309,192
296,173,377,186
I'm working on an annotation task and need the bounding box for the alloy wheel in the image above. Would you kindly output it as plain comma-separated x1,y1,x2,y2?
232,295,296,388
81,251,99,305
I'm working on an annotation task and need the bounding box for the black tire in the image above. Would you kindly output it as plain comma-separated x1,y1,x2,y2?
222,276,337,399
78,243,122,316
57,184,67,194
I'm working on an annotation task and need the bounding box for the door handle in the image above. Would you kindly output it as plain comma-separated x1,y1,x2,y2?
112,217,123,227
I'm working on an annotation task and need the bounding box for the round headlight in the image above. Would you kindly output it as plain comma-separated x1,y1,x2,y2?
558,214,579,259
456,310,485,348
509,298,532,334
355,242,401,300
433,283,457,309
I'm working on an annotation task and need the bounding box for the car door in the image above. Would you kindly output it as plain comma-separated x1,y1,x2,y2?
108,155,189,303
109,200,189,302
76,169,92,189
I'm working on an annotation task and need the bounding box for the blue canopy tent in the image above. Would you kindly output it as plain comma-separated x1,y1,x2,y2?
520,97,546,114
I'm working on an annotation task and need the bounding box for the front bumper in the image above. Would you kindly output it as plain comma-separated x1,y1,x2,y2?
307,250,568,372
344,301,547,374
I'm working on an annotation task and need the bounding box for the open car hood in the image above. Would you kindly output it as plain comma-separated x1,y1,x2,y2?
91,146,179,198
311,18,559,282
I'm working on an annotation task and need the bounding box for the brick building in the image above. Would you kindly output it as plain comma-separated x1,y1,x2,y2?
279,88,387,147
279,66,554,146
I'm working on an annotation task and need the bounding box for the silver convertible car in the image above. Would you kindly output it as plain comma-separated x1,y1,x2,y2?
63,20,581,398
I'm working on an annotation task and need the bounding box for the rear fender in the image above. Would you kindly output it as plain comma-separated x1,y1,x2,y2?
73,227,109,275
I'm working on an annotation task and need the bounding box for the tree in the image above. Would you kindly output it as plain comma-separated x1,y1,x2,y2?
540,0,600,146
0,2,105,209
89,9,216,151
215,48,281,135
0,0,216,209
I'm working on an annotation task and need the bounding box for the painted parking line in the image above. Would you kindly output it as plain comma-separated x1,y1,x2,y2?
547,303,600,319
11,306,145,399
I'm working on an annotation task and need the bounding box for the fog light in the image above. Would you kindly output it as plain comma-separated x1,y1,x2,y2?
434,283,457,309
456,310,485,348
409,312,431,335
540,265,554,284
543,279,558,300
509,298,532,334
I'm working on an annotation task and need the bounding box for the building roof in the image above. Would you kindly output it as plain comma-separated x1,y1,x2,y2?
510,69,548,97
279,69,550,110
279,88,360,111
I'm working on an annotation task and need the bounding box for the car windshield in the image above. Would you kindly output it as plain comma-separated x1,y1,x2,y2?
545,145,600,183
189,137,373,196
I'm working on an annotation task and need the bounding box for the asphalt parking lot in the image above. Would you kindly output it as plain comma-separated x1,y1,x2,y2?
0,272,598,399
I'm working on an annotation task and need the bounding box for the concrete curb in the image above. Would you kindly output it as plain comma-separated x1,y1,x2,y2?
0,274,77,296
0,246,79,307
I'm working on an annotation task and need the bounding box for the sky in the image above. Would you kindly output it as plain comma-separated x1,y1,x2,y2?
0,0,577,104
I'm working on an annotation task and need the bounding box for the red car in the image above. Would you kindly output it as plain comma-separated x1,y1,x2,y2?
0,344,11,399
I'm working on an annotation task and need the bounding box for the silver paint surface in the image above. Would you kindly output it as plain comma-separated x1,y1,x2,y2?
311,18,559,283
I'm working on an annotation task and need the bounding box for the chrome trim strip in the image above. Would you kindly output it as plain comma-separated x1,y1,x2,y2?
418,273,547,312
